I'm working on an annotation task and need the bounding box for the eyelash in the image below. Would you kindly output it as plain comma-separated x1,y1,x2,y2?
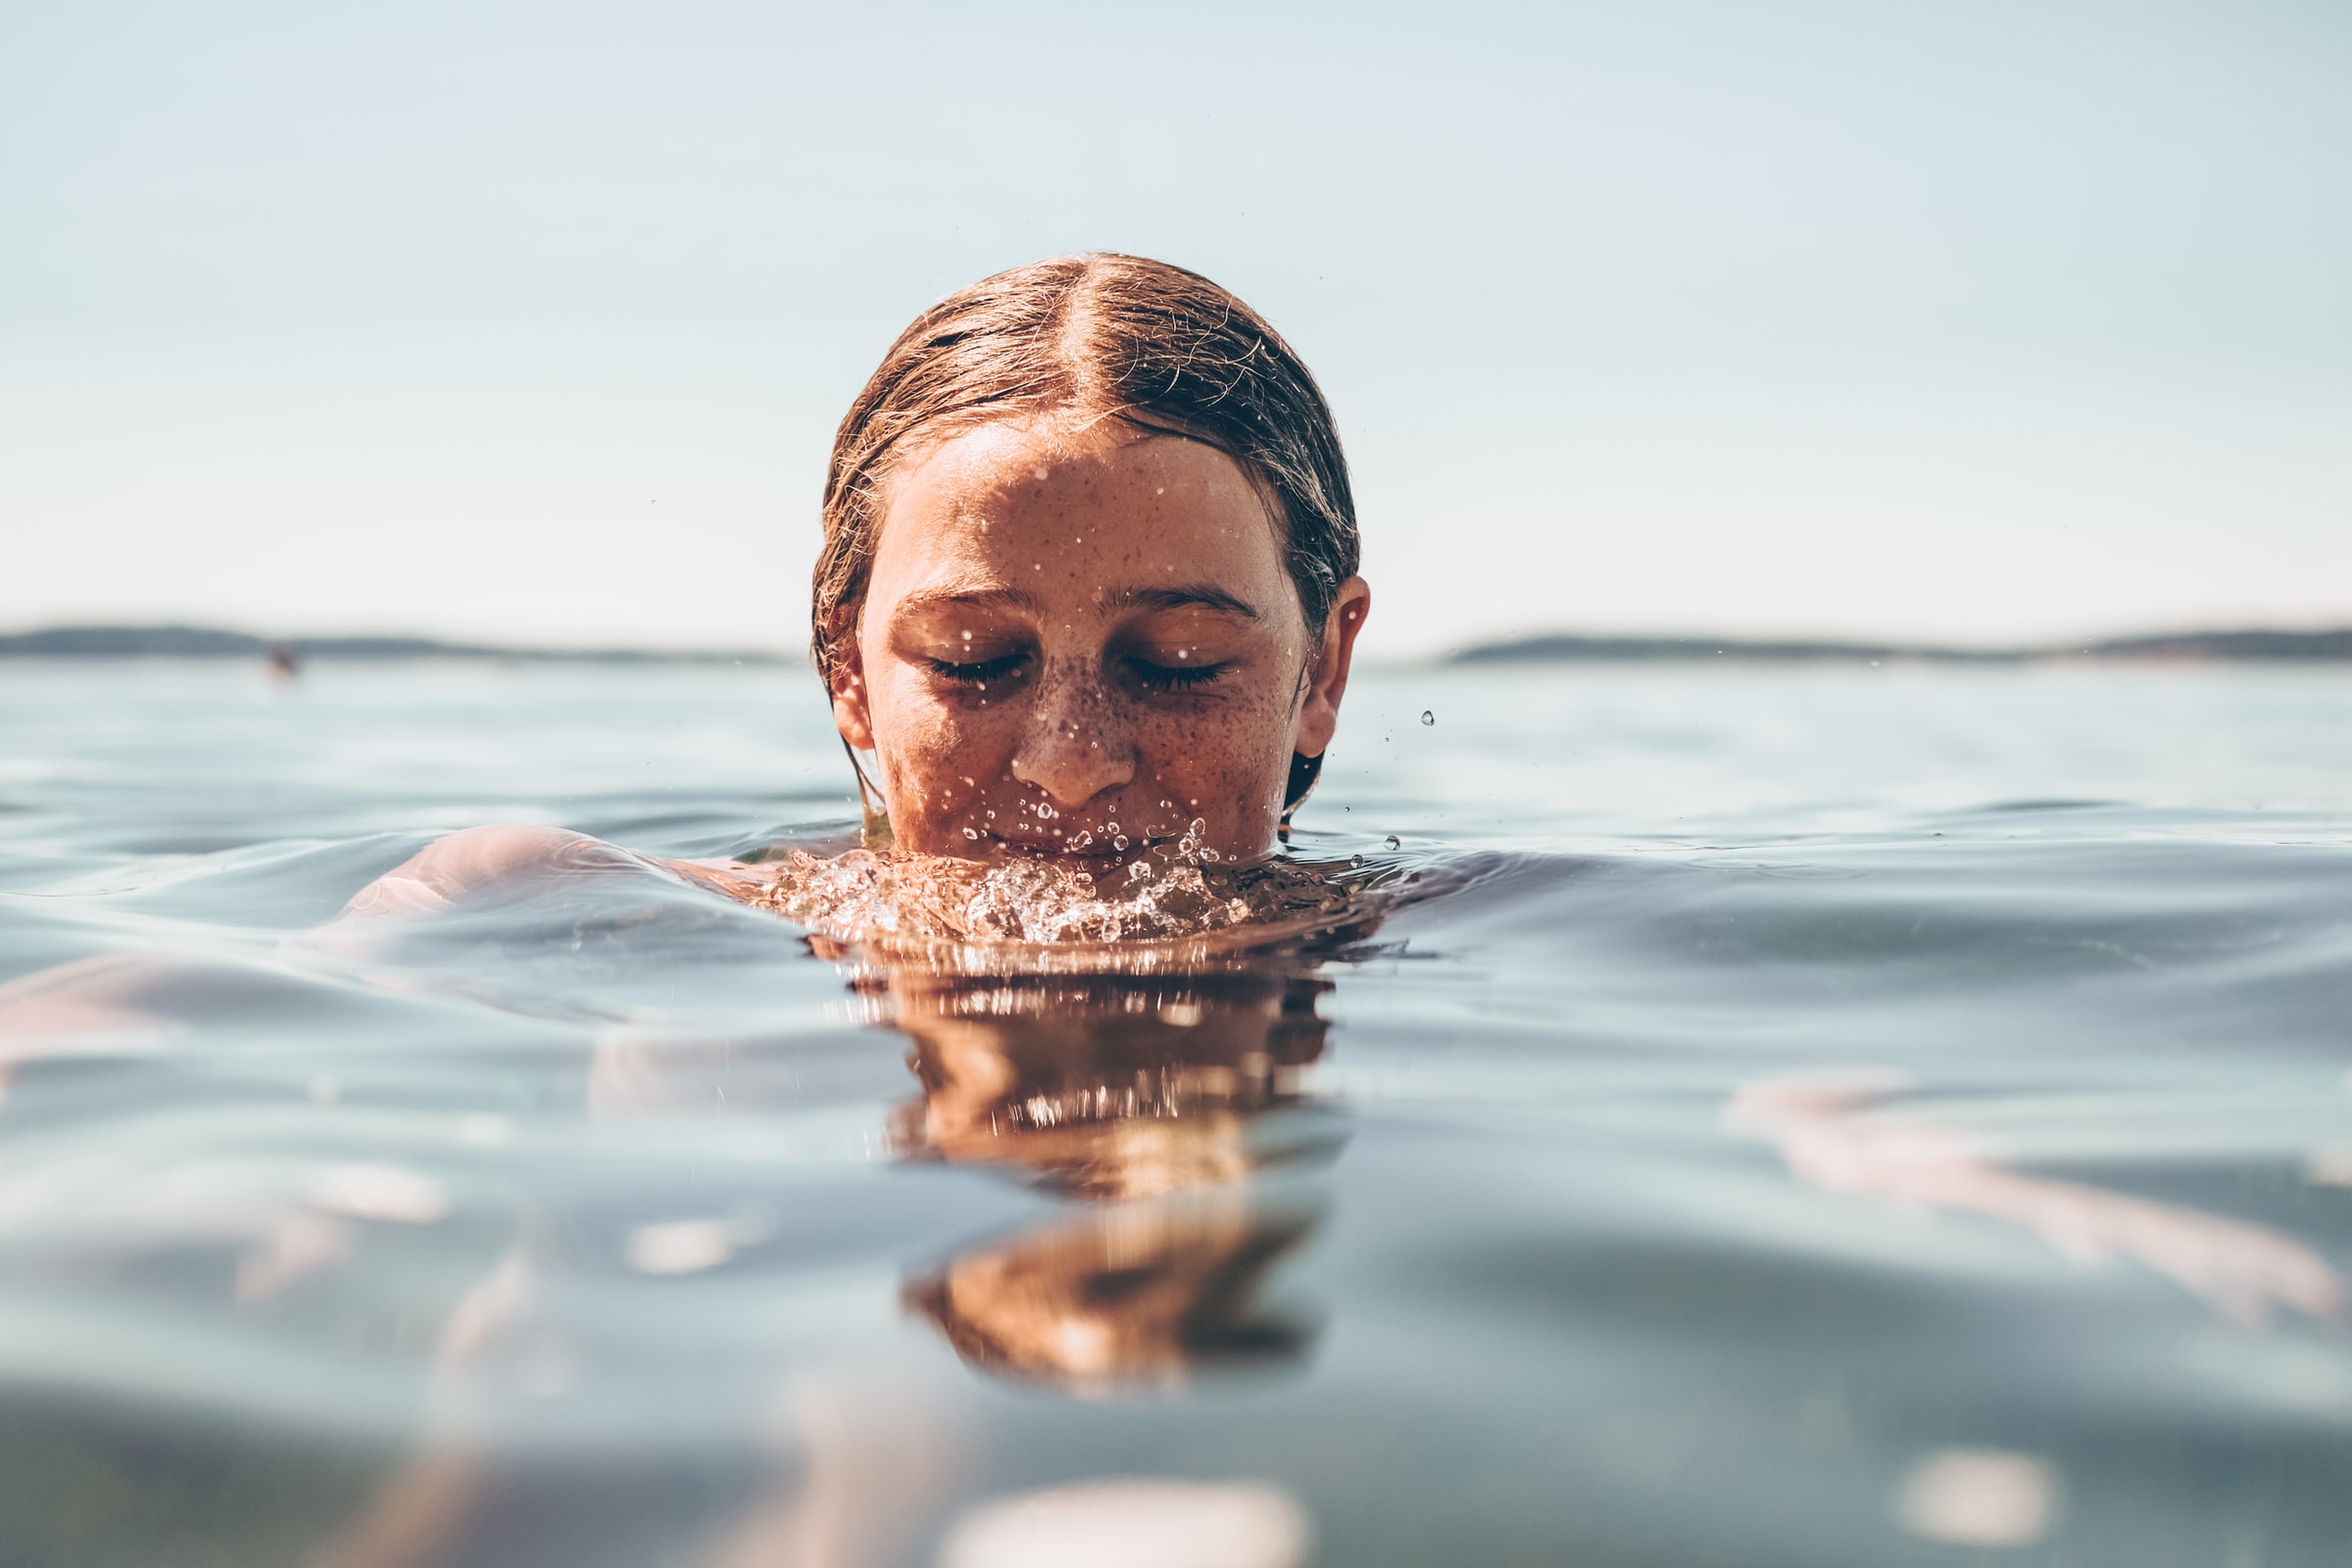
922,652,1230,693
926,653,1027,685
1124,658,1228,693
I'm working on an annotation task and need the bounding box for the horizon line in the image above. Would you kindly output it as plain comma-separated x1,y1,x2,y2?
4,621,2352,665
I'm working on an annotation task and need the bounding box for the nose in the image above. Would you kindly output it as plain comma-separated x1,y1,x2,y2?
1009,662,1135,809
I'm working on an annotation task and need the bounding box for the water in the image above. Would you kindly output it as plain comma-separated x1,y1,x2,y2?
3,659,2351,1567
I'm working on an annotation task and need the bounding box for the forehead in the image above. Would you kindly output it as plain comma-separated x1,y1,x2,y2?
869,419,1287,590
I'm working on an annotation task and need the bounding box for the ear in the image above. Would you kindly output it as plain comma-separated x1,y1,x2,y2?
829,641,875,751
1290,576,1372,760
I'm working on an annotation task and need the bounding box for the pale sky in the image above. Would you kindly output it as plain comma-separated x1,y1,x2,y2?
3,0,2347,657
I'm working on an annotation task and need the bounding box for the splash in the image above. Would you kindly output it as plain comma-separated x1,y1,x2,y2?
743,820,1359,947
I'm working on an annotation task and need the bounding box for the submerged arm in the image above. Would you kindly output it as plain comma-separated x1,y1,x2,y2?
0,825,764,1072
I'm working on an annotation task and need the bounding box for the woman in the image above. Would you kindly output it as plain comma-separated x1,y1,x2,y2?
809,252,1372,867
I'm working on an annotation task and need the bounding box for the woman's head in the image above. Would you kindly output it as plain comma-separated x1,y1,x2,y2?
815,255,1371,864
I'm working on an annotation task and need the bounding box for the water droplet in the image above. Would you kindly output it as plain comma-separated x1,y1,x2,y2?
962,827,979,840
1349,854,1365,867
1113,835,1129,851
1421,710,1435,725
1384,835,1400,850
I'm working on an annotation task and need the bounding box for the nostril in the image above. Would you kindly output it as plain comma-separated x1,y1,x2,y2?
1010,749,1135,811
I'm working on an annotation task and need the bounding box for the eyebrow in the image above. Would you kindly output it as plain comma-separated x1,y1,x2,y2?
894,584,1044,615
1101,584,1262,620
895,581,1262,621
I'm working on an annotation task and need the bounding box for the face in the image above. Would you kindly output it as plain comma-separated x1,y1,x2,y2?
831,418,1369,864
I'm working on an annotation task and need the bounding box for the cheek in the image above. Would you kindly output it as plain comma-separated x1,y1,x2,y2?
1131,685,1298,804
870,674,1016,782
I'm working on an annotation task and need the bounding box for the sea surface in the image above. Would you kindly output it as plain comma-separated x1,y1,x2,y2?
2,659,2350,1568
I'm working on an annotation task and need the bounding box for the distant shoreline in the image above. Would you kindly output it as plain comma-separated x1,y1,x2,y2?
1448,629,2352,664
0,626,799,664
2,623,2348,666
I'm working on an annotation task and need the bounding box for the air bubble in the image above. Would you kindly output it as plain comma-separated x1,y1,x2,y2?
1384,835,1401,850
1421,710,1435,725
962,827,979,840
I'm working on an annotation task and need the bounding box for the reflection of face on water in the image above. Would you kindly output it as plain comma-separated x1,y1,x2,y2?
880,971,1337,1197
906,1200,1318,1392
867,968,1343,1390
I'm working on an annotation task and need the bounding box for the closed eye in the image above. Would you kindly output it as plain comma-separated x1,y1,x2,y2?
1124,657,1230,693
926,652,1028,685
